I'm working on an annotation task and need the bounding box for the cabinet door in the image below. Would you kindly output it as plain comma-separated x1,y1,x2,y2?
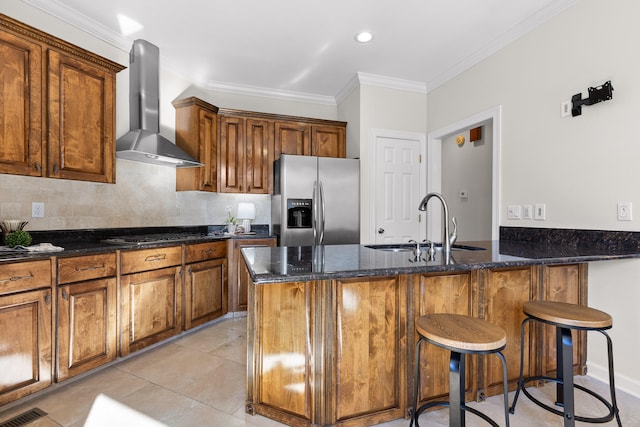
57,278,117,381
0,288,52,405
231,238,276,312
47,49,116,183
540,263,587,377
311,125,346,158
333,276,406,423
245,119,273,194
185,258,226,329
120,266,183,356
481,266,537,395
413,272,474,403
274,121,310,160
0,30,43,176
198,107,218,191
219,116,245,193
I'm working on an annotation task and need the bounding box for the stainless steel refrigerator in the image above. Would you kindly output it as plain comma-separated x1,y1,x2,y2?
272,154,360,246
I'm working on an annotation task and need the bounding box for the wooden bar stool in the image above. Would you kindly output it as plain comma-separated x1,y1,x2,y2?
410,313,510,427
509,301,622,427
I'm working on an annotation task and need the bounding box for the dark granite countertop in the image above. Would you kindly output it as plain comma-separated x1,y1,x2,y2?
242,239,640,284
0,225,275,263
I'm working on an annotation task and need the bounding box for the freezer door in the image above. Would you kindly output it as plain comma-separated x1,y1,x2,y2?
318,157,360,245
278,155,317,246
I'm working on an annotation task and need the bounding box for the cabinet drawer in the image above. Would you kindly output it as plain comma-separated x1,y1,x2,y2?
58,253,116,284
185,241,227,263
0,259,51,294
121,246,182,274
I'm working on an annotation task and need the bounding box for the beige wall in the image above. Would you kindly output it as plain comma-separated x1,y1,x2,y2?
427,0,640,395
356,84,427,243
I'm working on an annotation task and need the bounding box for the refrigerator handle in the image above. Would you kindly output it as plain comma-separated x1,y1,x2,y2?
319,180,325,245
312,180,318,244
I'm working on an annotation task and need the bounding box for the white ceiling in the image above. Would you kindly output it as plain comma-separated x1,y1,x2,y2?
24,0,577,103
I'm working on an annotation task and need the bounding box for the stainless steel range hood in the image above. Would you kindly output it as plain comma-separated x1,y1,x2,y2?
116,39,202,168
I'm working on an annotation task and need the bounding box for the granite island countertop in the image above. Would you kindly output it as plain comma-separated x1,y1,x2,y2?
242,239,640,284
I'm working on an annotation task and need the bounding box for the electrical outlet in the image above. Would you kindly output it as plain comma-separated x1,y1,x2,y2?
534,204,546,220
522,205,533,219
507,205,521,219
32,202,45,218
617,202,632,221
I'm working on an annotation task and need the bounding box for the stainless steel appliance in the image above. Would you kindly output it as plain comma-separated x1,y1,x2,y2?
272,154,360,246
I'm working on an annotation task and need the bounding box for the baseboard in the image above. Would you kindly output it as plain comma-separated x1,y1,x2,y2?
587,361,640,399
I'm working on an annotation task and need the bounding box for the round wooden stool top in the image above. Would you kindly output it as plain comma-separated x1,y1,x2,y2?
416,313,506,352
523,301,612,329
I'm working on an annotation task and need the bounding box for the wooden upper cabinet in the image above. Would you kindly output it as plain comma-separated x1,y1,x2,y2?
0,28,43,176
0,14,124,183
173,97,219,192
275,121,347,160
274,121,310,158
312,125,346,158
219,114,273,194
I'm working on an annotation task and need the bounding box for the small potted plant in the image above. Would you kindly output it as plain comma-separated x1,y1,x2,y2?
224,206,236,234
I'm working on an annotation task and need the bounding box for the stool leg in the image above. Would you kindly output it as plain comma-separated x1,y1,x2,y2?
411,337,424,427
509,317,532,414
496,350,510,427
556,326,575,427
600,330,623,427
449,351,465,427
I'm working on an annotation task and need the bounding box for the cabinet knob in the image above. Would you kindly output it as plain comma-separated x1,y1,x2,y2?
34,162,42,173
378,228,385,234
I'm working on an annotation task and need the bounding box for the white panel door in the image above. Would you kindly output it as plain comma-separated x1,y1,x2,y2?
374,133,421,243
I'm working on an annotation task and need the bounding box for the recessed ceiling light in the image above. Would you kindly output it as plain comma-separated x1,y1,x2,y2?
355,31,374,43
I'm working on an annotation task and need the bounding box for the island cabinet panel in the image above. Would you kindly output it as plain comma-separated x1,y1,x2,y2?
540,264,587,377
480,266,537,396
0,259,53,406
412,272,475,405
252,281,314,424
332,276,406,425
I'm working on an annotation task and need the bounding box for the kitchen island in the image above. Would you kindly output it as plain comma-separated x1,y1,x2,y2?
242,240,640,427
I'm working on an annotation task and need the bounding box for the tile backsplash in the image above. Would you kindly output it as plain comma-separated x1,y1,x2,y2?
0,159,271,231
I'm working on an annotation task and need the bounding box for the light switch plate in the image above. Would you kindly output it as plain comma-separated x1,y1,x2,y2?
507,205,521,219
618,202,632,221
523,205,533,219
534,204,546,220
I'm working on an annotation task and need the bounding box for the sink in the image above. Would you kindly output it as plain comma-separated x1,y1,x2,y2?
365,243,486,252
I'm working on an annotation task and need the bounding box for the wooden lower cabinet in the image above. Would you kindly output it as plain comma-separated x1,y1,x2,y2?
480,266,538,397
248,263,588,427
184,241,228,330
57,278,117,381
228,237,276,312
412,272,475,405
121,266,183,356
247,275,407,426
0,259,53,406
540,263,588,377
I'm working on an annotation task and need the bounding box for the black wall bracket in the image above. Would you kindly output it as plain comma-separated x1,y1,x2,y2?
571,80,613,117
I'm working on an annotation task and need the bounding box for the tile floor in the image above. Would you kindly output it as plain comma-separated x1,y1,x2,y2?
1,317,638,426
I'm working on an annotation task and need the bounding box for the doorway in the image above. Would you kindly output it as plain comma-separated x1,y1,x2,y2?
371,129,425,243
426,106,501,241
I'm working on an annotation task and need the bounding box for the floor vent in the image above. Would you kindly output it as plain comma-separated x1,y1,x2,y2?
0,408,48,427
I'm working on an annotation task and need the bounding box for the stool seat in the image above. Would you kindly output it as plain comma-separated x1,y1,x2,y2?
416,313,506,352
523,301,612,329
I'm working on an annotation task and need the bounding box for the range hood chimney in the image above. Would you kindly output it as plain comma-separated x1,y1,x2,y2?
116,40,202,168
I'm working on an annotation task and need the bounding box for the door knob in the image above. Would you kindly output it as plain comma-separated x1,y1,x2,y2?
378,228,385,234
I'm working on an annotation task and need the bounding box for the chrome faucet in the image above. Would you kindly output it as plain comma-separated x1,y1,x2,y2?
418,192,456,257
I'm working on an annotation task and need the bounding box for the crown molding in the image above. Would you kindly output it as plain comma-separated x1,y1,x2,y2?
427,0,578,92
204,80,337,105
22,0,131,50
